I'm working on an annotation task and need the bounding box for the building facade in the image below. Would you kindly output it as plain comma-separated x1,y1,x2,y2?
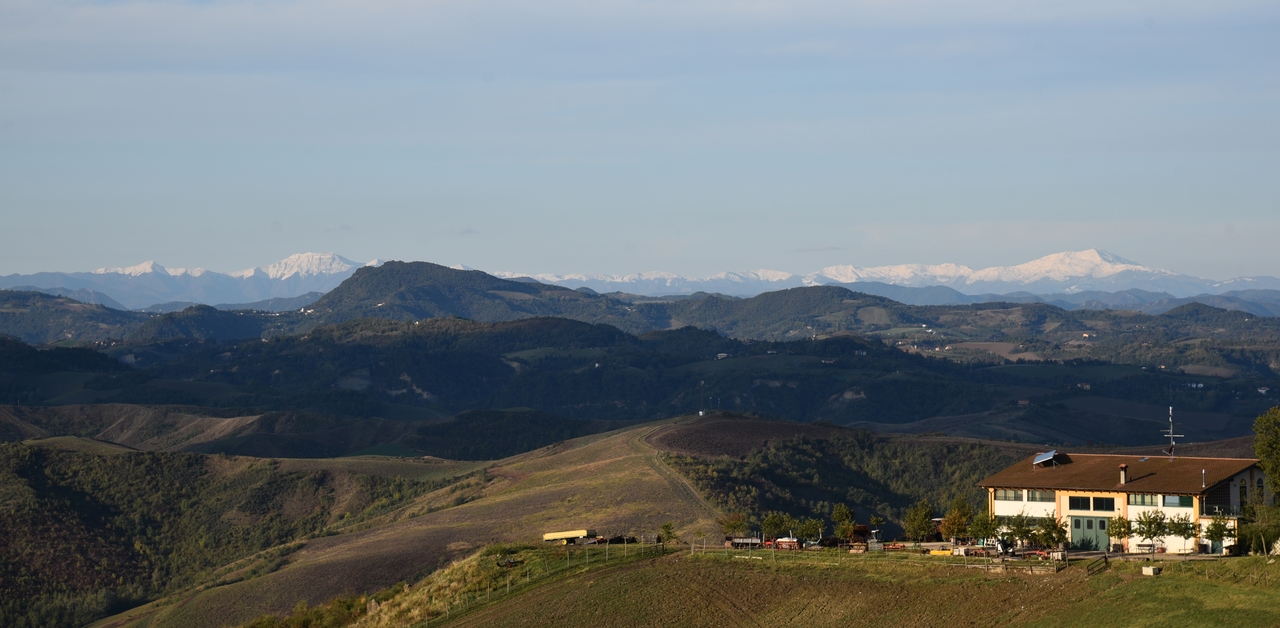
980,452,1266,553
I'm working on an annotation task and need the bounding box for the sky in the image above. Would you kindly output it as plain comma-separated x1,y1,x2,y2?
1,0,1278,280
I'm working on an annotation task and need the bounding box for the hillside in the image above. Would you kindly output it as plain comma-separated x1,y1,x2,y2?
123,306,294,343
350,550,1280,628
75,414,1044,628
657,418,1027,525
6,411,1272,628
5,311,1275,449
299,261,666,333
0,291,147,344
0,441,462,628
87,411,1280,628
88,419,719,628
123,316,992,425
0,405,623,461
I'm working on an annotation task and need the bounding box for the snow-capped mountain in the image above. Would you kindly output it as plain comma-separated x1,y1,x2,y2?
502,250,1271,298
231,252,378,281
806,250,1211,295
93,261,208,278
0,253,381,310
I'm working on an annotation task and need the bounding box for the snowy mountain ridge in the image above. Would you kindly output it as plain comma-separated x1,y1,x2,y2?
230,253,382,280
499,250,1277,298
5,253,381,310
8,249,1280,310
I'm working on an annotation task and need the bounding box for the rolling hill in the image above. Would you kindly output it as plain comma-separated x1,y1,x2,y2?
71,413,1042,628
0,291,148,344
0,440,466,628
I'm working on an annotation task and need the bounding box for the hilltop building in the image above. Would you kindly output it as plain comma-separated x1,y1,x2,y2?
979,452,1267,553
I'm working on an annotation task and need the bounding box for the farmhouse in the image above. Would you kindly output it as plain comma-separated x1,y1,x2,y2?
979,451,1267,553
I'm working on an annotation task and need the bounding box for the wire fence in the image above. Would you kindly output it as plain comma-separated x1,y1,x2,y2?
416,542,672,627
1159,556,1279,587
413,545,1276,625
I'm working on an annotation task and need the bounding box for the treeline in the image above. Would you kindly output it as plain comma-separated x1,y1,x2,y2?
668,432,1021,536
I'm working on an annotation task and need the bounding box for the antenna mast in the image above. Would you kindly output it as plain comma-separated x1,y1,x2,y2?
1162,406,1183,459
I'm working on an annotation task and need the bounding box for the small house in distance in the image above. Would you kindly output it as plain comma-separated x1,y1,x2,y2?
542,529,597,545
979,451,1267,553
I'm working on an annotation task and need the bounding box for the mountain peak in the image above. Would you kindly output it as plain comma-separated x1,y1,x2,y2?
232,253,366,280
94,261,166,276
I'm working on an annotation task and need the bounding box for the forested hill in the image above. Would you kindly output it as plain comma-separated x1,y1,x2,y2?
119,317,985,425
0,441,453,627
8,262,1280,351
298,261,670,333
0,291,146,344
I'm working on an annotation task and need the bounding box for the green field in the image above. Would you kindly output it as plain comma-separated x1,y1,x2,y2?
251,548,1280,628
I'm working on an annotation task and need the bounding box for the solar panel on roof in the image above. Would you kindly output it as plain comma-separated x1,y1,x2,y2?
1033,450,1057,466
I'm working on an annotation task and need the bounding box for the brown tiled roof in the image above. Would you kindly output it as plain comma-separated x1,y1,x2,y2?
979,453,1258,495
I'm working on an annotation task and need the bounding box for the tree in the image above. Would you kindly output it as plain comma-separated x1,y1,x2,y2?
718,513,748,537
939,497,973,542
1254,406,1280,494
1167,513,1197,555
831,503,854,527
836,521,859,543
1203,513,1236,553
1005,513,1033,549
903,500,935,545
761,511,796,539
797,517,825,542
1033,515,1068,549
967,509,999,545
1239,502,1280,555
1106,515,1132,551
660,522,676,546
1133,510,1167,556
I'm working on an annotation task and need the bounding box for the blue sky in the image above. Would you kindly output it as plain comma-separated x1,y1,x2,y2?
1,0,1277,279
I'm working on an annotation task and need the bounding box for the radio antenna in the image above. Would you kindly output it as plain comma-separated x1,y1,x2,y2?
1162,406,1183,459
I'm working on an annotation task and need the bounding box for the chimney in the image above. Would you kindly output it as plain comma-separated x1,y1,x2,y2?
1120,464,1128,485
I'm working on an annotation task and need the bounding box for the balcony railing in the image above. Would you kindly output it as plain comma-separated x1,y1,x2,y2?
1201,504,1243,517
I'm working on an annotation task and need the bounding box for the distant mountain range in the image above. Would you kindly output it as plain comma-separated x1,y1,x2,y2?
5,249,1280,315
0,253,380,310
497,249,1280,298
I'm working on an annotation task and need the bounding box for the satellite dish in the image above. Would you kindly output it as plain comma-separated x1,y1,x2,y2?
1033,450,1058,466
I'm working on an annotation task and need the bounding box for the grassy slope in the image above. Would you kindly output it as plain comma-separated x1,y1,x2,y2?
420,552,1280,628
90,415,1280,628
94,420,720,628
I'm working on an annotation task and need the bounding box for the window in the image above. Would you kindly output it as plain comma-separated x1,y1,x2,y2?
1163,495,1193,508
1027,490,1055,502
1086,520,1093,530
1099,520,1107,531
1129,494,1158,506
1241,479,1249,504
994,489,1022,501
1068,496,1090,510
1073,519,1081,529
1092,497,1115,511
